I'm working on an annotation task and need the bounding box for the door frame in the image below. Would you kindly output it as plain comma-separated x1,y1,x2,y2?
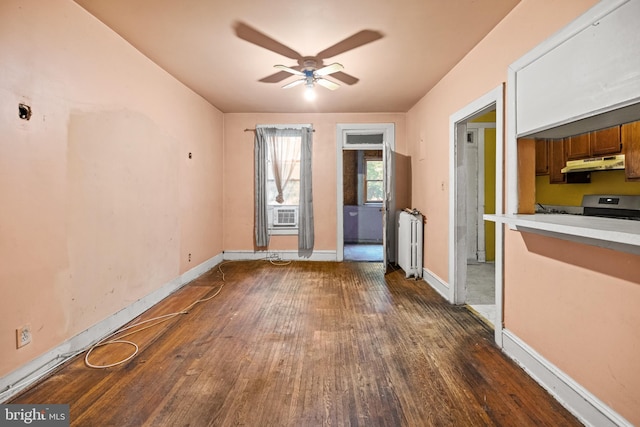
336,123,395,262
449,85,504,346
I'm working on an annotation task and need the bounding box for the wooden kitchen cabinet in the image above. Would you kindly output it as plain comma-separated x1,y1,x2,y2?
548,138,566,183
622,120,640,181
535,139,549,175
591,125,622,156
566,126,621,159
566,132,590,160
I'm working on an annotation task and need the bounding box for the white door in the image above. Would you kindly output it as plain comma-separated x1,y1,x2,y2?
464,128,487,263
465,129,479,262
383,140,395,267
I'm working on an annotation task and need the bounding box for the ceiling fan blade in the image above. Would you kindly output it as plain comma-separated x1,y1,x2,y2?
234,22,301,60
329,71,359,86
315,30,384,59
259,70,296,83
274,65,304,76
282,79,306,89
315,63,344,76
316,78,340,91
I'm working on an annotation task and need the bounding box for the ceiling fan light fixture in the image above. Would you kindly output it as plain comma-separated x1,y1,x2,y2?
304,85,316,101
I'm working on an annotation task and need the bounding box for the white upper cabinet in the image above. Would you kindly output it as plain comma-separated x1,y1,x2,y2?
514,0,640,137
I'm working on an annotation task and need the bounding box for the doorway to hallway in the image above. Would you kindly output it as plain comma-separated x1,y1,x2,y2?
342,148,384,262
464,124,496,325
336,123,395,266
449,85,504,346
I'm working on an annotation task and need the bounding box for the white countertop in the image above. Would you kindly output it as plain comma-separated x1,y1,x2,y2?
484,213,640,255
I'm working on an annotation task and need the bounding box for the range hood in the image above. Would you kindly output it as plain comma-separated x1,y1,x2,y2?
561,154,625,173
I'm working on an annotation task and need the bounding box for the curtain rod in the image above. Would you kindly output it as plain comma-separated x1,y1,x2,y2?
244,125,316,132
244,128,315,132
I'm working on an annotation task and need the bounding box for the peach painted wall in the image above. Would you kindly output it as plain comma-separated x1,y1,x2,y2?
504,232,640,423
407,0,598,281
406,0,640,423
223,113,407,252
0,0,223,377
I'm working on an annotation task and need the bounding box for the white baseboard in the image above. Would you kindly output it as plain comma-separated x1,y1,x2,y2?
223,250,337,262
0,253,224,403
502,329,631,427
421,267,450,301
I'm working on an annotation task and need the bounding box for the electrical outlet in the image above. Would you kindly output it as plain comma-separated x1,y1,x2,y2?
16,324,32,348
188,253,192,262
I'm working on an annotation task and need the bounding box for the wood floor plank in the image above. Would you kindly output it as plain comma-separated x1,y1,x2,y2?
11,260,582,426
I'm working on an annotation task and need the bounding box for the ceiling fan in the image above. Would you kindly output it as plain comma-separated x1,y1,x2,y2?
234,22,383,93
275,60,343,91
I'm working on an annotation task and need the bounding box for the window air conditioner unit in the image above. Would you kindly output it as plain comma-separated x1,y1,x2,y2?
273,206,298,227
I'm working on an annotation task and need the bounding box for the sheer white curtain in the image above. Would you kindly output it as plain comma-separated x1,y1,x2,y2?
267,129,301,204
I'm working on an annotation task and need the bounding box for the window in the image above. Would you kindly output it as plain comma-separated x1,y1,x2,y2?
364,158,383,202
267,134,301,208
265,131,302,233
255,125,314,250
346,133,384,145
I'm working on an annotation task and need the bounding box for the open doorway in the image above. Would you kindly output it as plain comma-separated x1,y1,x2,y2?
464,122,496,325
343,149,384,261
336,123,395,265
449,85,504,346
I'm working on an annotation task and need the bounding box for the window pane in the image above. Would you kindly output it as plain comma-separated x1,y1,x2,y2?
367,181,384,201
366,160,383,180
267,134,301,207
267,179,300,205
346,133,383,145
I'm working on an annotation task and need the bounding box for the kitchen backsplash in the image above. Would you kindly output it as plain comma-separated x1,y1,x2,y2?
536,170,640,206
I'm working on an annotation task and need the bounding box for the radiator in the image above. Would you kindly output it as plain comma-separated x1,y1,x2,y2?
396,210,423,279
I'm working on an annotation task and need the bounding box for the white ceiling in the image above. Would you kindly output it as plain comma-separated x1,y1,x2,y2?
73,0,520,113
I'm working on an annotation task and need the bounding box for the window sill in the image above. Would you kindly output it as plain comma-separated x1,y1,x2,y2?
484,213,640,256
269,228,298,236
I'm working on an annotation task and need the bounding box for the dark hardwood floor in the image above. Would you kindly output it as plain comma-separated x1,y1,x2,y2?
11,261,581,426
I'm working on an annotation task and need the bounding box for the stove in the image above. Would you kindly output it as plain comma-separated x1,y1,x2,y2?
582,195,640,221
